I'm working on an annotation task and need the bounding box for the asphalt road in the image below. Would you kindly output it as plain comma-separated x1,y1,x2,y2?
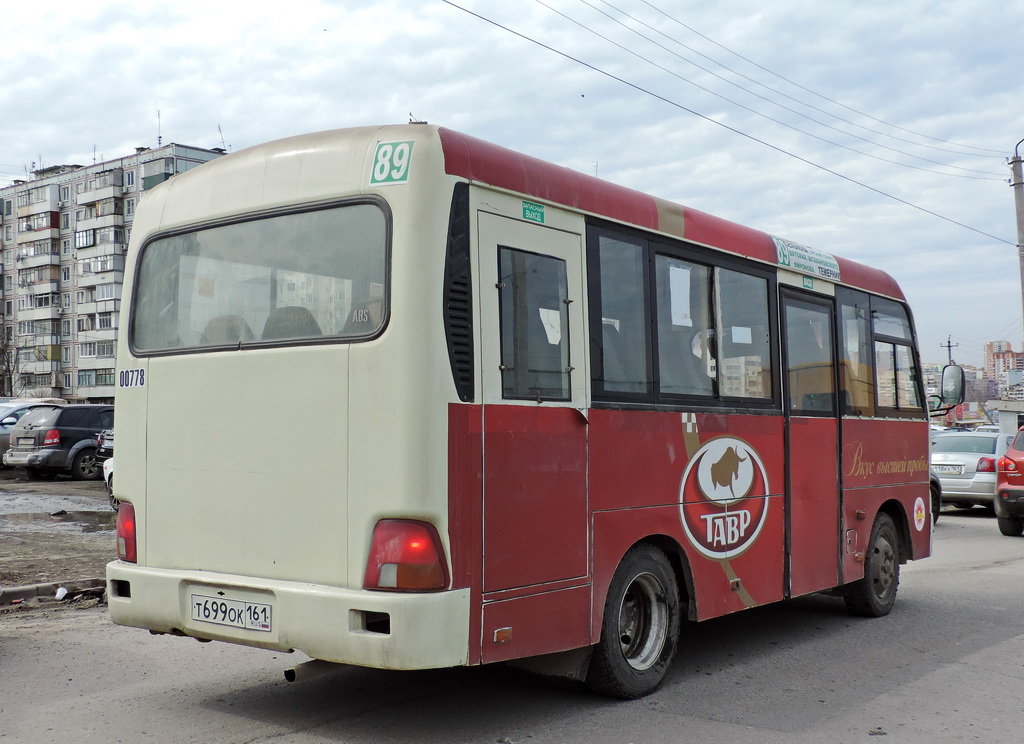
2,509,1023,743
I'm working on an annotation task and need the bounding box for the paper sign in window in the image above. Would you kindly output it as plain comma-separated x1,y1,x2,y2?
669,265,693,327
538,307,562,345
731,326,752,344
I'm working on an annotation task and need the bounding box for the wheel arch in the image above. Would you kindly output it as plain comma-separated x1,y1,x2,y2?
878,498,912,564
615,534,697,622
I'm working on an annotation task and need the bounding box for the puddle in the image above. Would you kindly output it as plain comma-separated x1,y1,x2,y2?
0,510,116,534
0,490,114,533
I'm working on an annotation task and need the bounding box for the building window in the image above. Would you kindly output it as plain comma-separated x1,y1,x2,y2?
62,239,71,255
96,369,115,386
60,186,70,202
124,171,135,189
61,346,71,363
63,374,73,388
62,267,71,282
61,320,71,336
98,312,113,329
78,369,96,387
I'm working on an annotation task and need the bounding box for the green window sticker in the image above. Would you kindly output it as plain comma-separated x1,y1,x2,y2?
370,141,415,185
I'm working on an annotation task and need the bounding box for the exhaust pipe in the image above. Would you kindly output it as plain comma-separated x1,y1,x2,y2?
284,659,340,683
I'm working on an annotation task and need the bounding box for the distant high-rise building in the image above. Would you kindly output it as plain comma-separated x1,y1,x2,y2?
0,143,224,400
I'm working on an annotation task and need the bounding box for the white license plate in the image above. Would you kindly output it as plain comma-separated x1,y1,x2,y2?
933,464,963,475
17,438,33,447
190,593,272,632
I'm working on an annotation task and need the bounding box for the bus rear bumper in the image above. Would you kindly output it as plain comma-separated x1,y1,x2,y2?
105,561,471,670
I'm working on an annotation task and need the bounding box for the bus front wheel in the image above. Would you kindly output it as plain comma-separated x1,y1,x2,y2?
585,544,680,699
845,513,900,617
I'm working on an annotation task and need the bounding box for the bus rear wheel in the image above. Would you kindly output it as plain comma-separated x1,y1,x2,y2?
845,513,900,617
585,544,680,699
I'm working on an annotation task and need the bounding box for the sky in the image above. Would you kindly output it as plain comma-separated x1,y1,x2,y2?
1,0,1021,366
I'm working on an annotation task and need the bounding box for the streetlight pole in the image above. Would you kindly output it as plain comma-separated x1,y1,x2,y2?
1009,138,1024,351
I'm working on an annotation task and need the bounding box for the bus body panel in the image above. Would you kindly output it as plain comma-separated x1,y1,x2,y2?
107,124,931,678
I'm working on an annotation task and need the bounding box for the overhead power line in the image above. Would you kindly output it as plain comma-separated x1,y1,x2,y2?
539,0,1003,180
636,0,1007,158
441,1,1013,245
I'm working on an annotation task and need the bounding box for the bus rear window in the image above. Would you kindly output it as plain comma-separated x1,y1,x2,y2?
131,202,388,352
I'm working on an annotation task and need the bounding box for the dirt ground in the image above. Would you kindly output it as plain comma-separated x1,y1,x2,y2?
0,469,114,591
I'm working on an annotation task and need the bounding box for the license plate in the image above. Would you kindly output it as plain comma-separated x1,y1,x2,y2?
190,593,272,632
933,464,963,475
17,438,33,447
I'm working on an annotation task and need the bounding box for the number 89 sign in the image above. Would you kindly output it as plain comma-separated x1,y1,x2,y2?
370,140,415,185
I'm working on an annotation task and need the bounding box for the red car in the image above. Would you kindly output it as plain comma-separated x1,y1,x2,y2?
995,427,1024,536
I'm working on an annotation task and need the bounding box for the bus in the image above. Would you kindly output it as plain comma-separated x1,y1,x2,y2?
106,124,964,699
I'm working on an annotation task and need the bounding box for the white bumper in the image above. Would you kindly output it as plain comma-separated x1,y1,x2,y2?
106,561,471,670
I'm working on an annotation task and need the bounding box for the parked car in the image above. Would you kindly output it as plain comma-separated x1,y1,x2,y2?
0,398,66,462
2,404,114,480
931,431,1011,509
104,457,117,511
95,428,114,463
996,427,1024,536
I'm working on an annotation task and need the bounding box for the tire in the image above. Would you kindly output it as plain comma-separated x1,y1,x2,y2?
997,516,1024,536
931,485,941,525
71,448,101,481
107,475,120,512
585,544,681,699
845,513,900,617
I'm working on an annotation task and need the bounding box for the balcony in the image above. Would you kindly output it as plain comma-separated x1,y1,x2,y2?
77,242,126,261
77,355,117,371
17,280,59,295
20,359,59,376
72,384,115,402
15,252,59,269
77,184,123,205
21,306,60,322
76,213,123,232
78,270,125,289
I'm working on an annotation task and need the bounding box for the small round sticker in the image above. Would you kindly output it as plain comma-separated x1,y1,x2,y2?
913,496,927,531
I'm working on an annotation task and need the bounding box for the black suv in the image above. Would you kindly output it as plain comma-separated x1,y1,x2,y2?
3,404,114,480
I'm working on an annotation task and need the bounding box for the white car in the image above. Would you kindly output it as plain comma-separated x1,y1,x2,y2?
104,457,118,511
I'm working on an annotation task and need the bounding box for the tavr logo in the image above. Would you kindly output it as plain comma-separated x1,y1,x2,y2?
679,437,770,560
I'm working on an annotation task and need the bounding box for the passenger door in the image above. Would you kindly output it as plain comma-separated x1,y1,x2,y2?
477,211,589,595
781,291,842,597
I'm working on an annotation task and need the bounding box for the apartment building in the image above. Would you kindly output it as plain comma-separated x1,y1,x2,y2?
0,143,224,401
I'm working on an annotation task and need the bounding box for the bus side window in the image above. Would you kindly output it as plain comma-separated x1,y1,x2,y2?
497,247,570,401
836,289,876,417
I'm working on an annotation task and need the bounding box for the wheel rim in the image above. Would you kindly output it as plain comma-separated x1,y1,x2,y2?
80,456,97,476
616,571,669,671
869,531,897,601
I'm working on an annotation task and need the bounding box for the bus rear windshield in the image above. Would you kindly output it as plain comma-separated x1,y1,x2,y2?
131,202,388,352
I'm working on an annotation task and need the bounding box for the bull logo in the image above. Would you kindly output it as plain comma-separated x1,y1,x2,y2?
710,446,748,499
679,437,770,560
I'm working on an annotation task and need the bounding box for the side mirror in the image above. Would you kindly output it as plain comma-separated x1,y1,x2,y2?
939,364,965,407
0,416,16,426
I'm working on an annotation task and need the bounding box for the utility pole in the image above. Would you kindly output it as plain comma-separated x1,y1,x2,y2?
941,335,959,364
1008,138,1024,351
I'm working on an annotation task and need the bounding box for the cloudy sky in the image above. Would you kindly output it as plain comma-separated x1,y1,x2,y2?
1,0,1020,366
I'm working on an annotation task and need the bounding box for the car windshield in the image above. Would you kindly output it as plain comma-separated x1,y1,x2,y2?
931,434,997,454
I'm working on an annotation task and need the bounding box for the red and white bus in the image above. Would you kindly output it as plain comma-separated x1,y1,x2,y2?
107,125,963,698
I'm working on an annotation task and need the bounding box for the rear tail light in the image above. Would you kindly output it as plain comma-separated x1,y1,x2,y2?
117,502,137,563
978,457,996,473
42,429,60,447
363,519,448,592
999,456,1018,473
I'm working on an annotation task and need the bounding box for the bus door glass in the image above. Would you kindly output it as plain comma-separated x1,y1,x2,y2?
477,212,588,597
781,290,841,597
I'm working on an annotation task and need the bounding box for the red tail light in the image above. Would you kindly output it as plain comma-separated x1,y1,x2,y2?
42,429,60,447
999,456,1018,473
363,519,448,592
117,502,137,563
977,457,996,473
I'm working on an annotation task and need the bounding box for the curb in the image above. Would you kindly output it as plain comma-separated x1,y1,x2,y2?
0,578,106,605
